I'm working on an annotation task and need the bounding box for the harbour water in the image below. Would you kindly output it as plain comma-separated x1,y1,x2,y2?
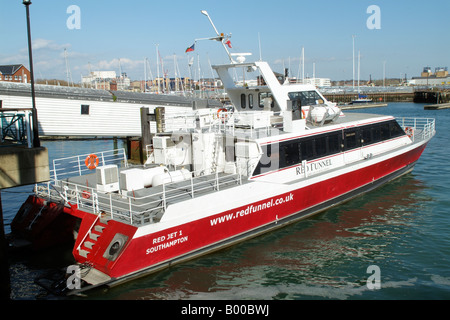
3,102,450,300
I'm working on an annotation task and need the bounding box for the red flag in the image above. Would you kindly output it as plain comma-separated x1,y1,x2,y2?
225,40,232,48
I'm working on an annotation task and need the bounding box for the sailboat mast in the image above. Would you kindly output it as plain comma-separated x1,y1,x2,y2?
144,57,147,93
156,44,160,94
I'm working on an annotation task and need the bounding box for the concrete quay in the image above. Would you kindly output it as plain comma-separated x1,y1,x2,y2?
0,145,49,189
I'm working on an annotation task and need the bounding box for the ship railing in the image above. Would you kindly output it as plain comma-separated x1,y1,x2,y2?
161,109,274,138
398,117,436,143
51,148,128,180
35,165,243,226
116,169,243,225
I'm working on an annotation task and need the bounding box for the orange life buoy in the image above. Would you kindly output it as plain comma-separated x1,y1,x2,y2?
217,108,228,122
405,126,414,138
81,190,91,199
85,154,99,170
301,108,306,119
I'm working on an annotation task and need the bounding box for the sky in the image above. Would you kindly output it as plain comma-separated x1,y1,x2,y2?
1,0,449,82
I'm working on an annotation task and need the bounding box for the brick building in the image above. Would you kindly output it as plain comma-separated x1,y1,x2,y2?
0,64,31,83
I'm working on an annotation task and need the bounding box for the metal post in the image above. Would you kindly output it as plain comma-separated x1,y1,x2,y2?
23,0,40,148
129,198,133,225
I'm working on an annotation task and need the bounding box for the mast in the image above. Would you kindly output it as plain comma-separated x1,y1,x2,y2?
174,54,185,95
64,48,73,87
352,35,356,89
118,58,123,89
197,54,202,98
144,57,147,93
156,44,160,94
173,53,178,92
358,50,360,94
302,46,305,84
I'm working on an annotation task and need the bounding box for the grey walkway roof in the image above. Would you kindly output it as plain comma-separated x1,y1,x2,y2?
0,82,221,108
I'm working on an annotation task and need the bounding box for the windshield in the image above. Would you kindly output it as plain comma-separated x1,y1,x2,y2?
288,90,324,106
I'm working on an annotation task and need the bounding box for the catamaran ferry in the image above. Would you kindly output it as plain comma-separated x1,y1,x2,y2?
10,13,435,295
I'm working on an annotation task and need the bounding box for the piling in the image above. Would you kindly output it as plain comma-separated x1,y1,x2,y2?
0,191,11,300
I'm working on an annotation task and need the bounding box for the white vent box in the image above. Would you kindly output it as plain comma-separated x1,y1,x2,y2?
119,168,145,192
153,136,173,149
96,165,119,193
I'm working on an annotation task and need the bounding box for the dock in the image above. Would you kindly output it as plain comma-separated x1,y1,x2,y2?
414,88,450,104
0,82,221,139
340,102,388,110
1,107,50,300
424,102,450,110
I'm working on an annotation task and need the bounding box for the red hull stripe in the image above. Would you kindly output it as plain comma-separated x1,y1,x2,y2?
103,143,426,279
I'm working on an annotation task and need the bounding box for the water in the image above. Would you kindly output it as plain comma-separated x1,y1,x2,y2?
3,102,450,300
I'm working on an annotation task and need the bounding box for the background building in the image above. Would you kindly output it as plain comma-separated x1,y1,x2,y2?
409,67,450,86
82,71,131,90
0,64,30,83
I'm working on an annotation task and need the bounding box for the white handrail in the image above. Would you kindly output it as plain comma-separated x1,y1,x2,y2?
35,168,243,226
52,148,127,180
76,210,102,253
399,117,435,143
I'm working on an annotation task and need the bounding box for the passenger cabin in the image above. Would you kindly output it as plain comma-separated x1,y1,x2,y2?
144,58,409,188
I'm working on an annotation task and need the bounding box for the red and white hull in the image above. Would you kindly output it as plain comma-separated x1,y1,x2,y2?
63,138,427,291
11,46,435,295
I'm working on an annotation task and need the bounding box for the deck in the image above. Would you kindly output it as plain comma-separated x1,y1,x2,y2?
38,161,247,226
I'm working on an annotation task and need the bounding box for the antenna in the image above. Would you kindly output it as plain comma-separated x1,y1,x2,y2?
199,10,234,63
258,32,262,61
201,10,220,36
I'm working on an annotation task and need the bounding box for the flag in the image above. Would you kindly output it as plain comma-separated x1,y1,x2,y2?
225,39,232,48
185,43,195,53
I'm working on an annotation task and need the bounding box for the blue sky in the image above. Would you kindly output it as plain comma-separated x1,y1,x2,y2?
1,0,449,82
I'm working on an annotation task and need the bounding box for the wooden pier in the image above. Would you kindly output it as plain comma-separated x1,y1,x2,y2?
340,102,388,110
414,89,450,104
324,91,413,104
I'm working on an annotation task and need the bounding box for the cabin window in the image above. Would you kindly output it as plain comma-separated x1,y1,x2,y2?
248,94,254,109
281,141,300,167
259,92,274,109
328,133,341,154
380,123,390,140
372,123,390,142
300,138,315,161
344,129,360,150
389,121,405,138
81,104,90,115
253,130,345,176
361,126,373,146
315,136,327,158
372,125,382,142
241,94,246,109
288,90,324,106
252,120,406,177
